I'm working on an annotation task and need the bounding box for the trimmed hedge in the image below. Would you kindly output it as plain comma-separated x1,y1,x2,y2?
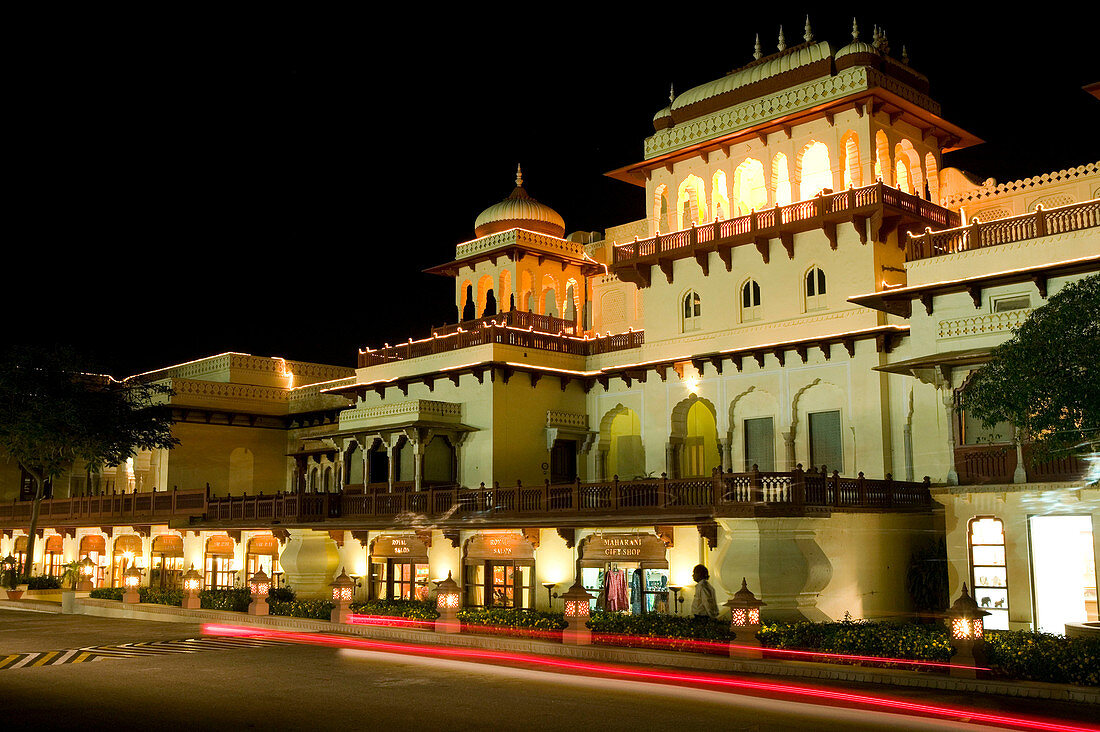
986,630,1100,687
759,619,954,663
89,587,125,601
270,599,334,620
588,611,730,644
27,576,62,590
458,607,566,632
349,599,439,620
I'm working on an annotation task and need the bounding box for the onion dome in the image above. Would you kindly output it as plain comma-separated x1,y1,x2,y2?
835,18,877,60
474,165,566,239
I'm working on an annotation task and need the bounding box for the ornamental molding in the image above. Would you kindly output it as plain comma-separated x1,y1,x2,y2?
168,378,291,404
454,227,587,262
905,229,1095,272
546,410,589,431
339,399,463,431
944,162,1099,207
937,309,1032,339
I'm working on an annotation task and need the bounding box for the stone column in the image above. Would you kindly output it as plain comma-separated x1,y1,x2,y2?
718,435,733,473
278,529,340,599
781,431,796,471
942,391,959,485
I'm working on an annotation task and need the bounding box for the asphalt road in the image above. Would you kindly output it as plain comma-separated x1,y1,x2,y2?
0,610,1094,731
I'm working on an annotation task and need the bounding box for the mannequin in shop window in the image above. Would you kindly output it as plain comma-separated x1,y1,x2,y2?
691,564,719,620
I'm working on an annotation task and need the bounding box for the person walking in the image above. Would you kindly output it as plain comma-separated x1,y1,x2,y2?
691,564,718,619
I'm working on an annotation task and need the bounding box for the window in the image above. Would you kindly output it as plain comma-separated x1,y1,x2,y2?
805,267,826,310
682,290,701,331
808,410,842,472
992,294,1030,312
741,280,761,322
373,559,429,601
968,517,1008,630
744,417,775,471
464,561,534,608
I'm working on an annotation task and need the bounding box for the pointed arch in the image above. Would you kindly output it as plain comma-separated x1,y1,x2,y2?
732,158,767,215
840,131,862,189
652,183,672,233
477,274,496,317
711,170,730,220
797,141,833,199
676,174,707,229
459,279,474,321
540,273,561,317
498,269,513,313
772,153,792,206
519,269,534,312
924,152,940,204
895,140,923,197
670,395,720,478
875,130,892,186
564,278,581,326
598,404,645,480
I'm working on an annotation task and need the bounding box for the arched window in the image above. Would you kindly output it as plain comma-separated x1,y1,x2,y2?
805,266,827,310
682,290,701,332
841,132,862,189
462,284,475,321
712,170,730,220
798,142,833,199
733,159,767,215
772,154,792,206
741,280,761,322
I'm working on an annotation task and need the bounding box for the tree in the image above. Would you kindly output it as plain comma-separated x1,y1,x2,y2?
959,273,1100,466
0,346,178,578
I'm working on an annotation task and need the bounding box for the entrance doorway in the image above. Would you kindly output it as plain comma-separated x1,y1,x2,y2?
1029,515,1097,633
550,440,577,483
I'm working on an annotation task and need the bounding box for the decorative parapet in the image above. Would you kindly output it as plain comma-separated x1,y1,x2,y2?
168,378,291,405
132,352,353,387
944,162,1099,208
339,399,462,431
453,227,588,262
937,309,1032,339
644,66,940,159
546,410,588,430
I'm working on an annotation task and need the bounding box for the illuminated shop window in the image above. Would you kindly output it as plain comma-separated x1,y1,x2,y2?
968,516,1008,630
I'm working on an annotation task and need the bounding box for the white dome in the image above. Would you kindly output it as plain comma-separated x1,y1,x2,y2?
474,167,566,239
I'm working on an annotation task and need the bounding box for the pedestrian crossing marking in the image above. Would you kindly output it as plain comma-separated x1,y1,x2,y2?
0,636,286,670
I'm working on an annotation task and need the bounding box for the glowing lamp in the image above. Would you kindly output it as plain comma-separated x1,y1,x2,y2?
248,568,271,616
946,583,989,678
122,565,142,604
434,571,461,634
330,567,355,624
77,556,95,591
182,564,203,609
724,578,766,659
560,575,594,646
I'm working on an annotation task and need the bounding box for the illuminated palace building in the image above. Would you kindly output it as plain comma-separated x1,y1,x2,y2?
3,21,1098,632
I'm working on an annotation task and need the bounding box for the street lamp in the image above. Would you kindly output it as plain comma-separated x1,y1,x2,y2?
668,585,684,615
542,582,558,607
725,577,766,659
77,557,95,591
182,564,203,609
122,565,142,604
434,571,461,634
947,583,989,678
248,568,271,616
561,575,594,646
330,567,355,624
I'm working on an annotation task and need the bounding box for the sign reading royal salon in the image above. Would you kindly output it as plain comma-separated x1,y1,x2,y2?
579,533,667,567
372,534,429,560
464,533,535,562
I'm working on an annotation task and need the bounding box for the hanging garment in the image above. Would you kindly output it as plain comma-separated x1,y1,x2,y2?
630,569,643,615
605,569,629,612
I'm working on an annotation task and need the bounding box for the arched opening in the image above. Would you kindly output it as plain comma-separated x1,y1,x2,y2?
676,174,707,229
345,442,364,486
798,141,833,199
564,280,580,326
150,534,184,590
322,465,334,493
772,154,792,206
246,535,282,588
477,274,495,318
741,279,762,322
711,170,730,220
841,131,862,189
674,399,720,478
681,290,701,332
462,283,476,321
78,535,106,587
652,183,672,233
805,266,827,310
733,158,767,215
204,535,235,590
111,534,142,587
498,270,513,313
925,152,940,204
368,439,389,486
896,140,923,197
874,130,891,185
599,405,644,480
44,535,63,577
541,274,561,318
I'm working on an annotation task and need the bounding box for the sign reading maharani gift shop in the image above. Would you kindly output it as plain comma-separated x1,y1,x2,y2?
579,533,668,568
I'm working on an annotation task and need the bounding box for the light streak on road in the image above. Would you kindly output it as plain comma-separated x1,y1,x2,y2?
202,624,1093,732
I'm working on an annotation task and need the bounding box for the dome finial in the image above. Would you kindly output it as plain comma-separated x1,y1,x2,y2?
777,25,786,51
901,45,909,65
753,33,763,60
851,17,860,42
515,163,523,188
803,15,813,43
669,83,675,104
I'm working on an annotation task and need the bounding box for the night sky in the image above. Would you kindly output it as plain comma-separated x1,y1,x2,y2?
10,7,1099,377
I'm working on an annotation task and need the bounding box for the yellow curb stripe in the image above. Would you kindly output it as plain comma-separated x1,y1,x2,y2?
73,652,93,663
0,654,21,669
32,651,59,667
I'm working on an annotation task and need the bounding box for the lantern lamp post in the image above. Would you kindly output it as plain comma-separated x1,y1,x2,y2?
434,571,461,634
122,565,142,604
947,583,990,678
724,578,766,659
561,574,594,645
77,556,95,592
182,564,203,609
248,567,271,616
330,567,355,624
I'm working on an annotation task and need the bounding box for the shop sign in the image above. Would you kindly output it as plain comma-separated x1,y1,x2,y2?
580,533,667,566
373,534,429,560
465,533,535,561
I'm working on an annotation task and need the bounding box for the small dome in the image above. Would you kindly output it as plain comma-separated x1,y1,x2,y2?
834,40,877,60
474,165,566,239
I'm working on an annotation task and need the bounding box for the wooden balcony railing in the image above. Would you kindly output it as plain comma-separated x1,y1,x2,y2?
198,466,932,526
432,310,579,337
0,488,208,528
612,183,959,272
954,444,1088,485
357,324,644,368
906,198,1100,262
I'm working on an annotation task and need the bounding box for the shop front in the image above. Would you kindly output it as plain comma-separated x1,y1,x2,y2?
43,535,63,577
247,535,283,587
370,534,430,601
111,534,143,587
463,533,536,609
78,534,107,587
151,534,184,589
204,535,236,589
578,532,670,614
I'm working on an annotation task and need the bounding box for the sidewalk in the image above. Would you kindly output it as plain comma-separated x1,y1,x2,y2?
3,596,1096,705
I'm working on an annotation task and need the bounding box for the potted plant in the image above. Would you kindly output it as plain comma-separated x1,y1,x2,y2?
60,559,83,613
2,554,23,600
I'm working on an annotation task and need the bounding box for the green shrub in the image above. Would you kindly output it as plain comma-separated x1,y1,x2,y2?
89,587,124,601
349,599,439,620
270,599,334,620
199,588,252,612
758,618,953,663
268,586,296,603
139,587,183,606
588,611,730,644
458,607,566,632
986,630,1100,687
26,576,62,590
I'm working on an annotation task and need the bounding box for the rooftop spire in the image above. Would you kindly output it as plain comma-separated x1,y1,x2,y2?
803,15,813,43
851,17,860,42
901,45,909,65
753,33,762,60
669,83,675,104
777,25,786,51
515,164,523,188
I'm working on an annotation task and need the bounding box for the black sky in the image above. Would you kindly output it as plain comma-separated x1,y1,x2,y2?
9,6,1100,377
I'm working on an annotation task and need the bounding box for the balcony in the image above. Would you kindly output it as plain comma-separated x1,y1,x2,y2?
611,183,959,286
954,444,1089,485
431,310,579,337
0,488,208,528
357,322,644,368
197,467,933,529
905,198,1099,262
